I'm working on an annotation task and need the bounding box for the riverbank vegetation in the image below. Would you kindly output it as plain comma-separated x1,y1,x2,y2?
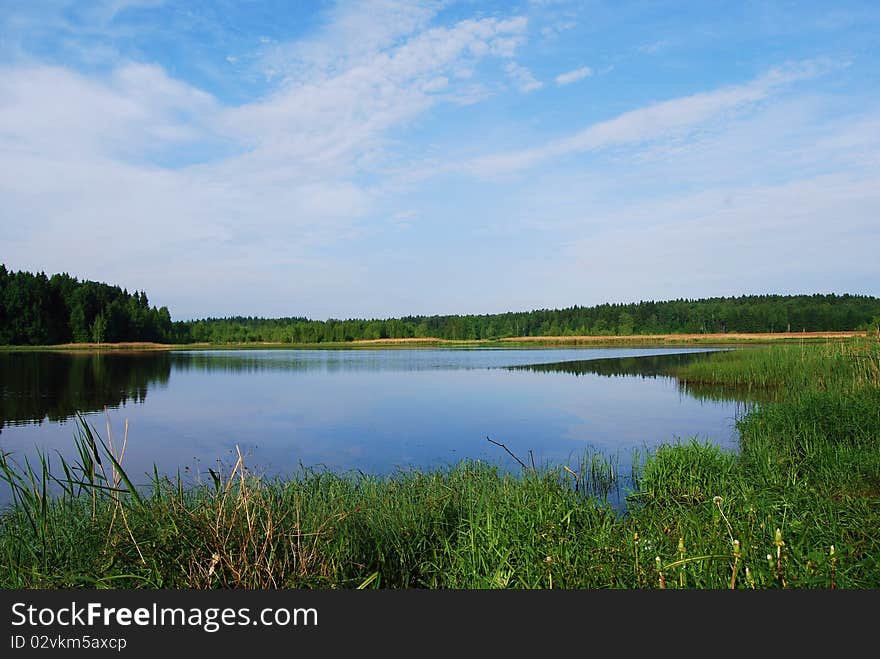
3,265,879,346
1,337,877,588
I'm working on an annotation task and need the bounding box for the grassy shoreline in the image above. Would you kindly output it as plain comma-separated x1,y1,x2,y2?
0,330,867,352
1,336,878,588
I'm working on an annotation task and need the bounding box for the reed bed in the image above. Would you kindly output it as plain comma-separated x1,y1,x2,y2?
1,337,878,588
672,337,880,391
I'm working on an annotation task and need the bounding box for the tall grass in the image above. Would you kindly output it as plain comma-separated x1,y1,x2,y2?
1,337,878,588
672,337,880,391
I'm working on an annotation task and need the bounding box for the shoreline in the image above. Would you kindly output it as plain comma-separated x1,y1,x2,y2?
0,330,868,352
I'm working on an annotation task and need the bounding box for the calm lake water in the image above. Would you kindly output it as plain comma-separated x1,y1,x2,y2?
0,347,749,505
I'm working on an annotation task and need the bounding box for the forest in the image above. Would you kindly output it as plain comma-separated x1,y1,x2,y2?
180,294,880,343
0,265,172,345
2,264,879,345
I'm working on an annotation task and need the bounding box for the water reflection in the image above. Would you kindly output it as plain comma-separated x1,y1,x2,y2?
507,351,715,377
0,352,171,431
1,347,749,511
166,347,720,374
2,348,733,430
508,352,773,404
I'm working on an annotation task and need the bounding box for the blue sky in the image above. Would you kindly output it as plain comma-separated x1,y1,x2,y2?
2,1,878,320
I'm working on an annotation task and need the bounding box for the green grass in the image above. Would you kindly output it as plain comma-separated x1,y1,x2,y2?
672,338,880,391
1,337,878,588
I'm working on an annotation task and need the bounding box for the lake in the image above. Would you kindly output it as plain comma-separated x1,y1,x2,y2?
0,347,749,506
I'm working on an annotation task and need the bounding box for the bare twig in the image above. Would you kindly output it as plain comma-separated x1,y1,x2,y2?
486,437,533,473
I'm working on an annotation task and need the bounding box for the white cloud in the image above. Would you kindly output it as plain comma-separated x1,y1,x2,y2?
389,209,419,230
222,15,530,170
2,0,875,318
0,2,536,316
541,20,577,39
504,61,543,92
468,60,837,176
556,173,880,301
555,65,591,85
637,40,669,55
421,76,449,92
0,63,218,160
258,0,437,79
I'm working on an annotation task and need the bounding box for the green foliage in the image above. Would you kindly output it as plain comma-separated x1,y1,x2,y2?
175,293,880,344
858,315,880,333
0,265,173,345
633,440,737,507
3,264,879,345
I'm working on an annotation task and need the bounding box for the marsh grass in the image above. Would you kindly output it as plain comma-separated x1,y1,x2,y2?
1,337,878,588
672,337,879,391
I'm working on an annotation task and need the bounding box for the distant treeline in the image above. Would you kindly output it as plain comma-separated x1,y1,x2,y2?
2,265,879,345
181,294,880,343
0,265,172,345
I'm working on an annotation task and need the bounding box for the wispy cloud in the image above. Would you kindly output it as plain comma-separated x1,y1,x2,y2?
0,63,219,160
637,40,669,55
556,173,880,302
504,61,543,92
2,1,877,317
555,65,591,85
0,1,536,316
223,15,530,166
467,60,838,176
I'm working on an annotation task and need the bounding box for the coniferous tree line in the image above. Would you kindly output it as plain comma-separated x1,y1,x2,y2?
2,264,878,345
0,265,172,345
179,294,880,343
